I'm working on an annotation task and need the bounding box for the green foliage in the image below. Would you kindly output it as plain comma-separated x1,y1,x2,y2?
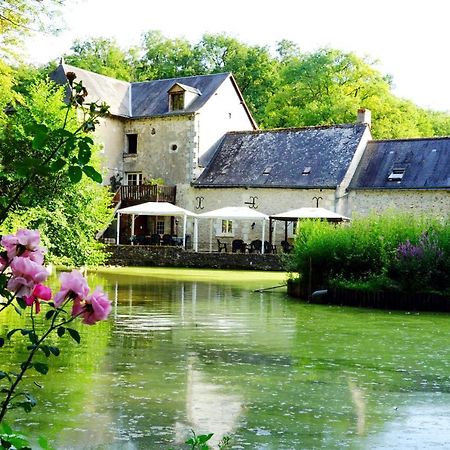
64,37,135,81
287,212,450,295
0,0,65,60
0,74,112,265
137,31,203,80
62,33,450,137
185,430,214,450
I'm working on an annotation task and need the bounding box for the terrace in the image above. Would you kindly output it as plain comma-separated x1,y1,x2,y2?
113,184,176,207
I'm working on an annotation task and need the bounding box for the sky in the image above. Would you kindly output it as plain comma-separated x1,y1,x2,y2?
25,0,450,112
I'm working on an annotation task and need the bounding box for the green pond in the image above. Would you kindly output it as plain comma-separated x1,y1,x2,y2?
2,267,450,449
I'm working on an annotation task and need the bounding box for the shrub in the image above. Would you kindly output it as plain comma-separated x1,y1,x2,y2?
287,212,450,294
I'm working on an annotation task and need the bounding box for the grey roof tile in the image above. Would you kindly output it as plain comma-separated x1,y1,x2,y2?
51,64,131,117
131,73,229,117
350,138,450,189
50,64,231,119
195,124,368,188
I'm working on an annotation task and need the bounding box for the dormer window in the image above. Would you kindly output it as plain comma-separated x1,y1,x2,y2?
170,92,184,111
263,167,272,175
302,166,311,175
388,168,405,182
168,83,201,112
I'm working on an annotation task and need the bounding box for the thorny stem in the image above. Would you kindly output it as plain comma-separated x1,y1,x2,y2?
0,300,79,423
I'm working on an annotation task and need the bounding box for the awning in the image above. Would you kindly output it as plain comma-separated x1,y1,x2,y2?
116,202,198,249
197,206,269,253
270,207,350,222
269,207,350,245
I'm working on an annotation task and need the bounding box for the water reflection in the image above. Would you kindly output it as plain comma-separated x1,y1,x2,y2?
174,356,243,447
4,268,450,449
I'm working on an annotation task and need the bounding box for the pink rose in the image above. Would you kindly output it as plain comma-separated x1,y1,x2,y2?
1,229,45,264
25,284,52,314
0,254,7,271
53,270,89,307
8,257,49,298
75,288,111,325
7,276,35,298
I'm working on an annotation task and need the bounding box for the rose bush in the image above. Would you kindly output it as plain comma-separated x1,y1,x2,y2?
0,228,112,427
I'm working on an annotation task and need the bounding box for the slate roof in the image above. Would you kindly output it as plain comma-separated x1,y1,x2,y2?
194,124,369,188
131,73,229,117
50,64,243,120
50,64,130,117
350,138,450,189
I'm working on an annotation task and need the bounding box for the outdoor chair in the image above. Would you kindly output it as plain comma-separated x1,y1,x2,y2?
149,233,161,245
249,239,262,253
281,240,293,253
264,241,276,254
162,234,175,246
131,235,146,245
217,239,228,252
232,239,247,253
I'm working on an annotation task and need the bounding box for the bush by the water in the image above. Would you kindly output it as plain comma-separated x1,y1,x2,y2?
286,212,450,295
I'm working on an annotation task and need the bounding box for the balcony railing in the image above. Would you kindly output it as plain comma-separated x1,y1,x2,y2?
113,185,176,205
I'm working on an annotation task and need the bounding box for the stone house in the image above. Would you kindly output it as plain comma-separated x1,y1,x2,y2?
51,64,449,249
347,137,450,218
190,122,372,247
51,63,256,242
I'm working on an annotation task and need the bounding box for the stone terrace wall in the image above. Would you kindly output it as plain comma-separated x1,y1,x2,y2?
105,245,284,271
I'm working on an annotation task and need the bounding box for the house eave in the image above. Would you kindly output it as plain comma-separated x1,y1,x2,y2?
349,186,450,191
192,183,337,189
127,111,196,121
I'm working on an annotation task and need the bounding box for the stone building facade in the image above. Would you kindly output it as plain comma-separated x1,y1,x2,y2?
51,65,449,249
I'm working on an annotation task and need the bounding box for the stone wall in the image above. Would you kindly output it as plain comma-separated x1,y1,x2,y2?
106,245,285,271
347,189,450,217
122,115,196,185
178,185,336,251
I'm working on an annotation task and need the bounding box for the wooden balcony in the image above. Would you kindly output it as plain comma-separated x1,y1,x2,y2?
113,185,176,206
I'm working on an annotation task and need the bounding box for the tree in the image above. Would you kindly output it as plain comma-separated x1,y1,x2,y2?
0,73,112,265
0,0,65,58
262,48,391,128
262,48,450,138
195,33,280,121
64,37,136,81
136,30,201,80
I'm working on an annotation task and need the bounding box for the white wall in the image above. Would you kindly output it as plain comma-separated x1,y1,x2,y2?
95,116,125,186
196,77,255,162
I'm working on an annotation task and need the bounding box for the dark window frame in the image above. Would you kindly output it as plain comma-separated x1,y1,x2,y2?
170,92,184,111
126,134,138,154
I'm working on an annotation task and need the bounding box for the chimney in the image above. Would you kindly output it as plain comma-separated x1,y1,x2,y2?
357,108,371,127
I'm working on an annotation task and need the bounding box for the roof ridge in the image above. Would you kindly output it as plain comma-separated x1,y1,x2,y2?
131,72,231,86
370,136,450,143
62,63,130,86
224,123,363,135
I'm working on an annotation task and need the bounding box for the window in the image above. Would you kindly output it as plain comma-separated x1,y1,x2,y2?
170,93,184,111
221,220,233,234
126,134,137,154
126,173,142,186
263,167,272,175
388,168,405,182
156,220,165,235
302,166,311,175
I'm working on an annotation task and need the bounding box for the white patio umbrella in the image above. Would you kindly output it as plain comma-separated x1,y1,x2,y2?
197,206,269,253
269,207,350,244
270,207,351,221
116,202,198,250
